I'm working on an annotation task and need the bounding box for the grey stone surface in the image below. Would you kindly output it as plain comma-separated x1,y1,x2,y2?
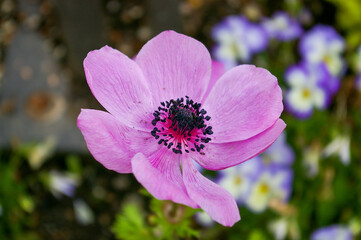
146,0,182,34
49,0,108,81
0,0,87,152
0,0,184,152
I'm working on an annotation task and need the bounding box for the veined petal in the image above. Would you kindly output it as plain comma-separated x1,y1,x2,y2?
136,30,212,104
182,155,240,227
203,65,283,143
193,119,286,170
131,152,198,208
202,61,226,103
83,46,154,131
77,109,156,173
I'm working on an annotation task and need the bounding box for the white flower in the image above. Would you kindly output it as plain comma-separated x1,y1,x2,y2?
195,211,214,227
285,63,331,119
28,138,55,169
269,218,288,240
73,199,95,225
303,146,321,177
218,156,263,203
269,217,301,240
245,168,292,213
323,135,351,165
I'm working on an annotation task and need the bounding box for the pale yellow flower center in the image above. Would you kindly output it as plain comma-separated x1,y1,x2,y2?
259,183,270,194
302,88,311,99
323,55,332,65
233,176,242,186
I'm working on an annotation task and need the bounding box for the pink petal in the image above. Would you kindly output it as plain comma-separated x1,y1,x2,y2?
194,119,286,170
203,65,283,143
202,60,226,103
77,109,159,173
83,46,154,131
135,30,211,103
131,152,198,208
182,156,240,227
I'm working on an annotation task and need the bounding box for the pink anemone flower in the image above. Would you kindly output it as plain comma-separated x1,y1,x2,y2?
77,30,285,227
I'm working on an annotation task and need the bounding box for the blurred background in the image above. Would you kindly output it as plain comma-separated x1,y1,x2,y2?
1,0,361,239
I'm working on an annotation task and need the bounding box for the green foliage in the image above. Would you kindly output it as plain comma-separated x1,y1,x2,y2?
112,203,153,240
149,199,199,239
112,193,199,240
248,230,268,240
66,154,83,175
325,0,361,50
0,151,40,240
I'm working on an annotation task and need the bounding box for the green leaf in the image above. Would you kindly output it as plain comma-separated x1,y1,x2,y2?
148,198,199,239
112,191,199,240
248,229,268,240
112,203,153,240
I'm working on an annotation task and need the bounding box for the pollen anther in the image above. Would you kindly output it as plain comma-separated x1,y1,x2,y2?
150,96,212,155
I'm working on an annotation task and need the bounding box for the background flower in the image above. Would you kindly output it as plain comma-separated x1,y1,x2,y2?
49,170,79,198
73,199,95,226
299,25,345,77
195,211,214,228
284,63,333,119
244,166,293,213
218,156,263,204
311,225,353,240
323,135,351,165
212,15,268,68
263,133,294,167
218,133,294,213
262,11,303,42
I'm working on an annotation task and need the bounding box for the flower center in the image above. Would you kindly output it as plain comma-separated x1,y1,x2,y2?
302,88,311,99
233,176,242,186
259,183,270,194
150,96,213,155
323,55,332,65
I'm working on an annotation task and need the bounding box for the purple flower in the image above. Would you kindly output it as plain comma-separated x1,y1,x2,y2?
284,62,336,119
311,225,353,240
217,156,264,204
262,11,303,41
217,135,294,212
356,74,361,90
49,171,79,198
77,31,285,226
212,15,269,68
299,25,345,77
263,133,294,167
